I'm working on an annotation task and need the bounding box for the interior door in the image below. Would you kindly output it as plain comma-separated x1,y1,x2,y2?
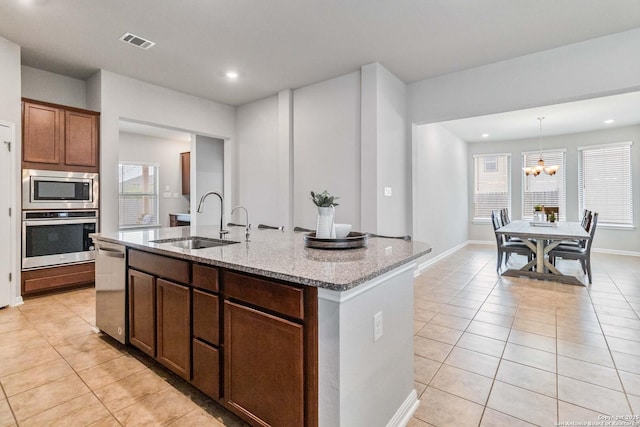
0,123,13,307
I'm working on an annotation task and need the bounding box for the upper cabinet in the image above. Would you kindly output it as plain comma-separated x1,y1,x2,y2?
22,99,99,173
180,151,190,195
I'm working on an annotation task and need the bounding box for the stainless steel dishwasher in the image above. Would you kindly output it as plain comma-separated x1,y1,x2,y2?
94,240,127,344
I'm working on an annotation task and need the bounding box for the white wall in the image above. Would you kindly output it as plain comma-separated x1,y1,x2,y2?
193,135,225,228
408,28,640,126
293,72,362,230
21,66,87,109
468,125,640,254
118,131,190,228
361,63,409,235
235,95,280,226
413,124,468,260
0,36,21,305
87,70,235,233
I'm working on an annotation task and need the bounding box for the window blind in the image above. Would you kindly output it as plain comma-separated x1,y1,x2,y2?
473,153,511,220
579,142,633,226
522,150,566,221
118,163,160,227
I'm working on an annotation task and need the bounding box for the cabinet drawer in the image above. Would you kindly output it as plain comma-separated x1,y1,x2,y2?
193,289,219,345
192,264,219,292
129,249,189,284
223,271,304,320
192,339,220,400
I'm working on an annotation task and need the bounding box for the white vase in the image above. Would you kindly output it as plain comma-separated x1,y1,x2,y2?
316,206,335,238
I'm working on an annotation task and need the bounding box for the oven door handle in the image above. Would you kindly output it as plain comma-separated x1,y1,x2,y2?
24,218,97,226
97,246,125,258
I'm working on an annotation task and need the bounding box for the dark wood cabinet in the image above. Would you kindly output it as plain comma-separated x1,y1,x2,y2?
157,279,191,380
21,262,94,297
22,99,99,173
181,152,190,195
128,269,156,357
224,300,305,427
192,338,220,400
124,251,317,427
64,109,98,168
22,102,62,166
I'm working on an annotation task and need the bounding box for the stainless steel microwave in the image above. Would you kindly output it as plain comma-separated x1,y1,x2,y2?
22,169,99,210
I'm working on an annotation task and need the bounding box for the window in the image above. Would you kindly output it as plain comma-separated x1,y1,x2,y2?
119,162,160,228
473,153,511,220
579,142,633,226
522,150,566,221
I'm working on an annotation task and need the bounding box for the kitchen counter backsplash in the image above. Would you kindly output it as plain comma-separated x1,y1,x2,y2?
92,226,431,291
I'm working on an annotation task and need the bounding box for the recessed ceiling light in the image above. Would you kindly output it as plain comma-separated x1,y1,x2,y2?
604,119,615,124
226,71,238,79
481,133,489,138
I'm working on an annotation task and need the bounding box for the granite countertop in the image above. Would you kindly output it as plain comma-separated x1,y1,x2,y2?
92,226,431,291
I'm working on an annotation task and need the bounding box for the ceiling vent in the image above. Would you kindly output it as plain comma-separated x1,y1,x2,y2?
119,33,155,50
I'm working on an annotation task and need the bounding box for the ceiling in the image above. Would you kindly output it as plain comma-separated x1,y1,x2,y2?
440,90,640,142
2,1,640,107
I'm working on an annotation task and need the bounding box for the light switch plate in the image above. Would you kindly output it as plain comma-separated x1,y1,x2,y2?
384,187,392,197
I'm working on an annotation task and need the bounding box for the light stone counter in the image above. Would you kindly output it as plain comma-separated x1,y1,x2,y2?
93,225,431,426
92,225,431,291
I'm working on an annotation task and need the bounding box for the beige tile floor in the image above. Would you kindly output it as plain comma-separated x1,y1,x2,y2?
0,244,639,426
409,244,640,427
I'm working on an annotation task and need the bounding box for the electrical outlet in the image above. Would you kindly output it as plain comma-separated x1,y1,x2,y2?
374,311,383,341
384,187,392,197
163,192,171,198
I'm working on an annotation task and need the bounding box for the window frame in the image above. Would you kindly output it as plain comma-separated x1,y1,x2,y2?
472,153,512,222
118,161,161,229
578,141,633,228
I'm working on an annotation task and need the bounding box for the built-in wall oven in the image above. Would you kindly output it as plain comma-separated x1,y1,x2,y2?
22,169,99,210
22,210,98,269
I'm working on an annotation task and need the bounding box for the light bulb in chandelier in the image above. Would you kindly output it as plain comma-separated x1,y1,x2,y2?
523,117,560,177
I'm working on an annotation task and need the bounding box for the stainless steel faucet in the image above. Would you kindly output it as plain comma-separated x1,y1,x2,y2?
197,191,228,238
231,206,250,242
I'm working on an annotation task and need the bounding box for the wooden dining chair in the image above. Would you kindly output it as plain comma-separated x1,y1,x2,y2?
491,210,533,272
258,224,285,231
548,212,598,284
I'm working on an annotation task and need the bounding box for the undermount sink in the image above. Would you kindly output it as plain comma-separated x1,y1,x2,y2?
151,236,240,249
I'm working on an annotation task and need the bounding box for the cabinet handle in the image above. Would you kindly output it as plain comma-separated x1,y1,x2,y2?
98,247,125,258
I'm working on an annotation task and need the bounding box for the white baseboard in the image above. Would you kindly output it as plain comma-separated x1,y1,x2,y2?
592,248,640,257
11,296,24,307
466,239,494,245
414,241,471,276
386,389,419,427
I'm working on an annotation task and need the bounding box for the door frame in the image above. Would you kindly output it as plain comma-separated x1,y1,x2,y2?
0,120,20,306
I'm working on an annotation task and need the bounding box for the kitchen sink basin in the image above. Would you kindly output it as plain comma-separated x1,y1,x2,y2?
150,236,240,249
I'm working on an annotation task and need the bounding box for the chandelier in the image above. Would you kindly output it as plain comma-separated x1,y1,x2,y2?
523,117,559,176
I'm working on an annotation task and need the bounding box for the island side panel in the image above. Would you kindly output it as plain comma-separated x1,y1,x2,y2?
317,263,418,427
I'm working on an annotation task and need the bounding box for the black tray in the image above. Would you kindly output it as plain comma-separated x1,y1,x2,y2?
303,232,368,249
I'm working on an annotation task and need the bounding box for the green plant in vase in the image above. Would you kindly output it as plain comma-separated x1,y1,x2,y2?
310,190,340,207
311,190,340,238
548,212,556,223
534,204,544,212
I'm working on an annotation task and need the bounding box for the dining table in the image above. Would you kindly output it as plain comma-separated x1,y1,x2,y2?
495,220,590,285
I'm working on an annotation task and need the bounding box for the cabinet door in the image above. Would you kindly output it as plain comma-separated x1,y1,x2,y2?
192,339,220,400
157,279,191,380
65,110,98,168
128,269,156,356
224,301,304,427
193,289,219,345
22,102,62,165
180,152,190,195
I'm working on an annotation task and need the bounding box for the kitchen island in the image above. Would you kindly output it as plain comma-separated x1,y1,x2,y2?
92,225,431,427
